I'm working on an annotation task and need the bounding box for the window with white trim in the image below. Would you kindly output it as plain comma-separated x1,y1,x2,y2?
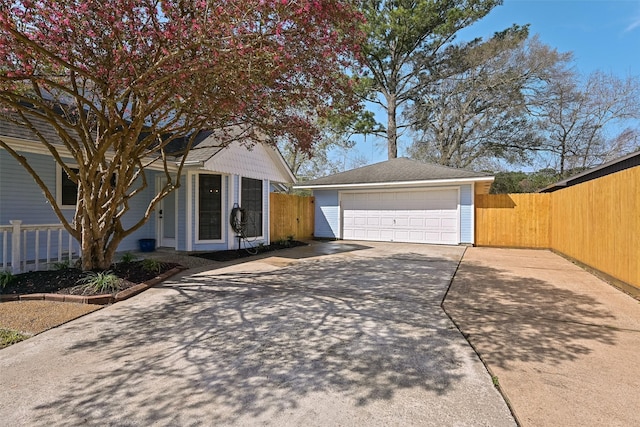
58,165,116,208
60,167,79,207
241,177,263,237
198,174,222,240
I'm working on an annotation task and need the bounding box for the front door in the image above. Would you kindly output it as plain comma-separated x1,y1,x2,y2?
157,178,177,248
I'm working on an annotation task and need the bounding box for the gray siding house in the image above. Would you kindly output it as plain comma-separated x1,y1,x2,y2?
0,118,294,270
295,158,494,246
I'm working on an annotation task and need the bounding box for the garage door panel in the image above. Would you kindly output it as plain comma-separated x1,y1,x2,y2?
441,218,458,231
379,229,394,240
409,230,425,240
354,216,366,226
440,232,458,242
367,217,380,226
409,217,424,227
425,218,441,228
342,190,459,245
366,229,382,239
352,229,366,239
394,217,409,226
426,231,442,241
394,230,409,240
380,217,394,226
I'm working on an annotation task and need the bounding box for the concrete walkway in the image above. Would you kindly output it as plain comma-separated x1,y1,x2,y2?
0,242,515,426
444,247,640,427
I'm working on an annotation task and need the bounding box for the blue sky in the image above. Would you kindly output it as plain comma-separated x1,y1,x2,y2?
344,0,640,167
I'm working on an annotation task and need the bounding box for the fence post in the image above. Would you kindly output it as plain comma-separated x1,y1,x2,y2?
10,220,22,274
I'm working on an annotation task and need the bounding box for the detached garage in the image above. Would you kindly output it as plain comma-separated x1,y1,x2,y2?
294,158,494,246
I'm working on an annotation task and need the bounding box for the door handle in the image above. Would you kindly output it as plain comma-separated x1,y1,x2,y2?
159,209,163,219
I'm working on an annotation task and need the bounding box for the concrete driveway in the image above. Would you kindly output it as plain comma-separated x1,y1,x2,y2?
444,247,640,427
0,242,515,426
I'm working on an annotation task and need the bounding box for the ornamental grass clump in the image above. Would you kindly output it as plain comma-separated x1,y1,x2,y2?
78,270,122,294
0,270,15,289
142,258,165,274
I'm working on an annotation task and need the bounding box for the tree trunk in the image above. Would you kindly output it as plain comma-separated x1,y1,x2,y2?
79,205,120,270
559,136,566,175
387,94,398,159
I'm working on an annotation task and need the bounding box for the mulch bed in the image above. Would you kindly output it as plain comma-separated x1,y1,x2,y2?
2,241,308,297
192,240,308,262
1,260,180,297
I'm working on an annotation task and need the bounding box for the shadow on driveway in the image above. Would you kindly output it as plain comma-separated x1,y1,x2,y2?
444,261,617,369
442,248,637,427
22,250,513,425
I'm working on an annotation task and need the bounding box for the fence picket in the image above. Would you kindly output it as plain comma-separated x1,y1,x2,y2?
0,222,79,274
1,228,7,271
269,193,314,242
476,165,639,289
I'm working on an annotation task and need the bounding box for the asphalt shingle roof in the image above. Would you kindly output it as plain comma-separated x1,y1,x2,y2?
0,113,73,144
0,115,225,163
296,157,492,187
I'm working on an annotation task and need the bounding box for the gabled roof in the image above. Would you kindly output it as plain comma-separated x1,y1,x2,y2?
177,127,252,164
294,157,493,189
540,150,640,193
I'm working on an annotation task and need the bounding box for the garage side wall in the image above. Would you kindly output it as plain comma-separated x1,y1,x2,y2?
313,190,340,238
460,184,473,244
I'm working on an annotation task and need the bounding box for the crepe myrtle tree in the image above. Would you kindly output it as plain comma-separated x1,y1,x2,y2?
0,0,364,270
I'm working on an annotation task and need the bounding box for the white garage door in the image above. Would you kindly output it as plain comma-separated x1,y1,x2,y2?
341,189,459,244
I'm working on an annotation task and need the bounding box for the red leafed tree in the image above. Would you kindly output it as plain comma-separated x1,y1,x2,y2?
0,0,363,269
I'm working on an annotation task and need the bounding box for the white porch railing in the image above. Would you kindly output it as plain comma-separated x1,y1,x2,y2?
0,221,80,274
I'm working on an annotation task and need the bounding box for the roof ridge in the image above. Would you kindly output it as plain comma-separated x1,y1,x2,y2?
296,157,493,187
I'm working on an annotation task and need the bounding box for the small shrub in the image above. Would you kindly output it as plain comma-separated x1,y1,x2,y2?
120,252,136,263
78,270,122,294
286,234,295,242
0,328,28,348
0,270,15,289
142,258,164,274
51,260,70,270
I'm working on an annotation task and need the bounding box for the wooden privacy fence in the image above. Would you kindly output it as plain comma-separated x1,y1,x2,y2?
475,166,640,289
475,193,551,248
269,193,314,242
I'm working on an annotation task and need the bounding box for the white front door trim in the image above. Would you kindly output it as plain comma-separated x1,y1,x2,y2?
156,176,178,249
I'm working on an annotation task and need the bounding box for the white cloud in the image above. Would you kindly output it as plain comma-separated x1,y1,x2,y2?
625,3,640,33
625,17,640,32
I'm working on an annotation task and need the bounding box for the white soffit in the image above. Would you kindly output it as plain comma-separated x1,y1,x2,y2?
203,141,292,183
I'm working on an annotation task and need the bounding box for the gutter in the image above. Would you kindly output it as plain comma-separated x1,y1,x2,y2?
178,160,205,167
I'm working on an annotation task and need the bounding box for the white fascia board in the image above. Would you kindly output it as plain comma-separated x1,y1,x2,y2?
1,136,179,172
294,176,495,190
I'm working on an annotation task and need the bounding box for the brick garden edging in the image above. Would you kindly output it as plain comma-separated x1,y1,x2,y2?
0,266,187,305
